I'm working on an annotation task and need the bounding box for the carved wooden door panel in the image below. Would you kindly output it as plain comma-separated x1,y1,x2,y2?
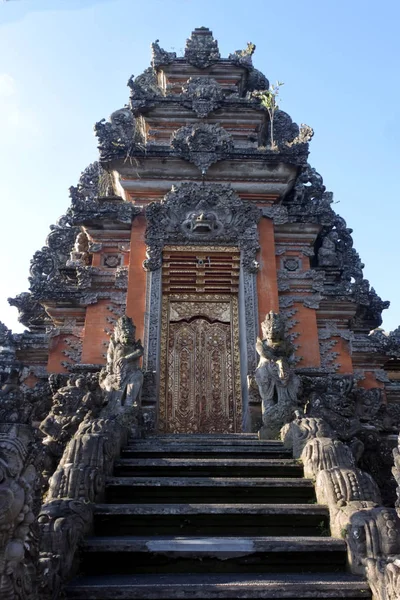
165,318,235,433
158,247,242,434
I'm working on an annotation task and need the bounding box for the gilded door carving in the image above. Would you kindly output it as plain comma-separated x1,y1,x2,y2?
166,318,234,433
158,247,242,434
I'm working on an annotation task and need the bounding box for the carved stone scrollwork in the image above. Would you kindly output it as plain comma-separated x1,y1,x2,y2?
94,108,137,161
151,40,176,67
144,183,260,272
181,76,224,118
184,27,220,69
0,369,42,600
228,42,256,68
255,312,301,439
128,67,162,112
171,123,234,173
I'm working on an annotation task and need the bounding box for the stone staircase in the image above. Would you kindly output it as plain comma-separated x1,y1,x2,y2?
66,434,371,599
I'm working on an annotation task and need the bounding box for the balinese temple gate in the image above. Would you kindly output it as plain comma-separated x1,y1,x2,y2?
1,27,400,600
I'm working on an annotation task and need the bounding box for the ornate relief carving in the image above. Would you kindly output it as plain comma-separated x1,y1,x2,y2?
184,27,220,69
170,301,231,322
243,271,258,375
143,268,162,373
171,123,234,173
181,77,224,118
144,183,260,272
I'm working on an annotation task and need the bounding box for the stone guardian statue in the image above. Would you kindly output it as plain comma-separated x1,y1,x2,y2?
255,311,300,438
100,316,144,412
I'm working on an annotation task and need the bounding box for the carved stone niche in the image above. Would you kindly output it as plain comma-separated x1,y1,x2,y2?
144,182,261,272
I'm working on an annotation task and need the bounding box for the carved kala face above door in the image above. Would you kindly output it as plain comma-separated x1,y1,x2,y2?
158,247,242,434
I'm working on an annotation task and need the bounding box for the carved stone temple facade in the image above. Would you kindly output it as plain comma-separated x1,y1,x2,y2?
1,27,400,600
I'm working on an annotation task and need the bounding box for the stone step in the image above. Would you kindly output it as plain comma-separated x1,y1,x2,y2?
105,476,315,504
80,535,347,574
143,434,260,441
66,572,371,599
122,440,291,459
114,457,303,478
94,503,329,536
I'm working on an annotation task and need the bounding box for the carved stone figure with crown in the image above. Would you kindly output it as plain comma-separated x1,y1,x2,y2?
255,311,301,438
100,316,144,412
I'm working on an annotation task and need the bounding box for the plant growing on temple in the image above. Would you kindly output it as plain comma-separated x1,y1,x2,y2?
254,81,284,150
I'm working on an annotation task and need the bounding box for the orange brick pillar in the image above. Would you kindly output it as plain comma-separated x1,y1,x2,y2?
257,218,279,333
126,215,147,343
81,299,112,365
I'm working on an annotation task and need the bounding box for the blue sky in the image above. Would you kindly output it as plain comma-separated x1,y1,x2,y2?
0,0,399,332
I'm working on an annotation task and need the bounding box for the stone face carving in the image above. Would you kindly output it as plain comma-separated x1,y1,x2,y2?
171,123,234,173
144,182,261,272
100,316,144,413
94,108,137,161
255,312,301,439
184,27,220,69
181,77,224,117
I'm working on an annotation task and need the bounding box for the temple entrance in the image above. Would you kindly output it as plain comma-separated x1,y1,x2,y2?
158,247,242,433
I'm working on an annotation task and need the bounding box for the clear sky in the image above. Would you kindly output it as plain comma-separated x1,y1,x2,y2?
0,0,399,332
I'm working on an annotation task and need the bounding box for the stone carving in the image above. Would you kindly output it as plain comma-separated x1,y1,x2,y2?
38,499,92,600
144,182,260,272
184,27,220,69
0,366,42,600
8,293,49,332
128,67,161,111
281,414,335,458
255,312,301,438
288,123,314,145
228,42,256,69
0,424,39,600
171,123,234,173
28,217,78,298
318,231,341,267
94,108,137,161
301,437,356,479
370,326,400,359
99,316,144,413
302,375,360,442
40,375,103,478
66,231,91,267
181,76,224,117
261,205,289,224
151,40,176,67
282,405,400,599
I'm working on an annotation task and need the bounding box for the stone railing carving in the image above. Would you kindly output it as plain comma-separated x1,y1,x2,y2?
38,316,143,599
282,413,400,600
0,370,42,600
